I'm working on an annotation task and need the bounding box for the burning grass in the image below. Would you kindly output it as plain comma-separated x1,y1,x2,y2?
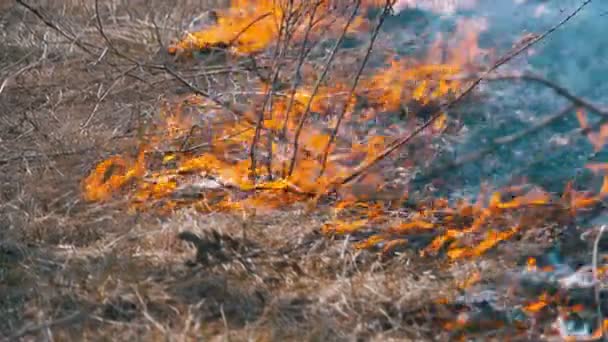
81,0,607,267
2,0,607,340
83,6,486,213
167,0,403,56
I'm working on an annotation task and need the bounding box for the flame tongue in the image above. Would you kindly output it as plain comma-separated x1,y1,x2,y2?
168,1,387,56
83,149,146,202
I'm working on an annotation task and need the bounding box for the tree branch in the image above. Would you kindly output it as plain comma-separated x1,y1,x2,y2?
480,72,608,117
287,0,363,177
16,0,99,56
416,104,576,182
319,0,394,177
329,0,593,190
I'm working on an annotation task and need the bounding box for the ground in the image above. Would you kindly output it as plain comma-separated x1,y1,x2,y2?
0,1,603,341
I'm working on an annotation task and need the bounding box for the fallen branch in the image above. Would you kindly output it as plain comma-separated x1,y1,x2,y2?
416,104,577,182
0,148,96,166
480,72,608,118
16,0,99,55
417,69,608,180
4,310,85,341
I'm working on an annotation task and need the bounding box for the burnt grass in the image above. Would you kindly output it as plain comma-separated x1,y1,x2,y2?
0,1,604,341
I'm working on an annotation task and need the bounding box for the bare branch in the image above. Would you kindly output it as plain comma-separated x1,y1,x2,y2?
250,4,296,181
416,104,576,182
15,0,99,56
480,72,608,118
279,1,323,142
319,0,394,177
287,0,363,177
161,66,251,125
330,0,593,190
228,12,273,48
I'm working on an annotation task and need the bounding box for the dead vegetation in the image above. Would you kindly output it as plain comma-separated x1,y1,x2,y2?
1,0,606,340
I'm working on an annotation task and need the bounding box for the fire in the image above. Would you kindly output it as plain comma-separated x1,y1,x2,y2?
325,177,608,260
523,292,552,314
168,1,390,56
80,2,608,338
526,257,537,272
562,111,608,210
362,18,489,113
458,270,481,289
86,14,488,209
577,108,608,152
83,149,146,202
83,0,571,265
169,0,282,55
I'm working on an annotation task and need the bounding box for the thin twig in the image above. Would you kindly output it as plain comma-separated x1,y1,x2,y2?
162,66,250,123
417,104,576,182
227,13,273,48
279,1,323,176
182,127,254,153
81,65,139,128
417,68,607,180
220,305,231,341
15,0,148,89
94,0,153,67
0,49,35,74
0,58,42,98
150,14,168,52
0,148,96,166
480,72,608,117
132,286,167,335
250,4,294,180
246,55,270,83
16,0,98,55
319,0,394,177
148,66,264,86
287,0,363,177
5,311,85,341
92,2,258,128
279,0,323,136
330,0,592,189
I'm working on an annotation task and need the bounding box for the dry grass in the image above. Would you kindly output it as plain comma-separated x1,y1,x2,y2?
0,1,580,341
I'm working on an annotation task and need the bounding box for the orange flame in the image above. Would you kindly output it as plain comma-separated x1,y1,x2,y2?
82,148,146,202
523,292,552,314
82,2,503,263
168,1,390,56
526,257,537,272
